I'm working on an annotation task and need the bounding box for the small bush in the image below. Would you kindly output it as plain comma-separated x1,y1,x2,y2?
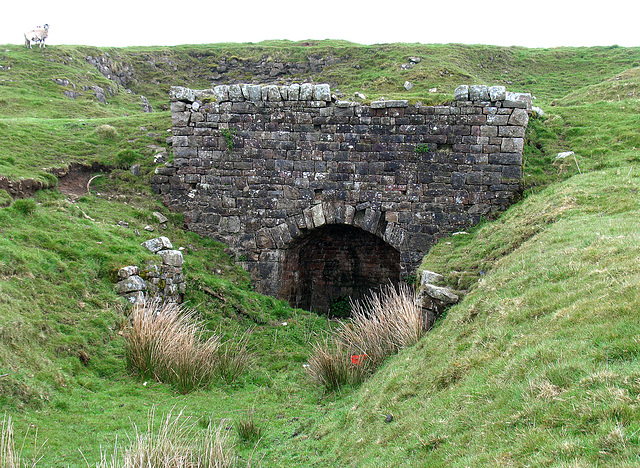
94,124,118,140
96,407,236,468
12,199,37,215
221,128,237,151
115,149,140,169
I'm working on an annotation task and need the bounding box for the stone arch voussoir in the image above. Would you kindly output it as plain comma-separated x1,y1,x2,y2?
259,201,407,252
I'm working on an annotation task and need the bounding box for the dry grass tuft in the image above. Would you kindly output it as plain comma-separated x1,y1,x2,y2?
527,379,562,400
124,299,252,393
1,414,43,468
308,283,425,391
124,299,221,393
307,337,368,391
96,407,236,468
124,299,252,392
599,426,626,454
0,414,19,468
94,124,118,140
343,283,424,365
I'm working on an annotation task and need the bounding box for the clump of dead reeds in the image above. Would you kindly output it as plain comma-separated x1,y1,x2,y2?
124,299,251,393
96,407,236,468
342,283,424,366
307,283,424,391
307,337,367,391
1,414,44,468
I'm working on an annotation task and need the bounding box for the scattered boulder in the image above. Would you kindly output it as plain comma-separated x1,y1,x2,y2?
404,81,414,91
421,270,444,285
83,85,107,104
152,211,169,225
142,236,173,253
417,270,460,330
422,283,459,304
141,95,153,113
63,90,80,99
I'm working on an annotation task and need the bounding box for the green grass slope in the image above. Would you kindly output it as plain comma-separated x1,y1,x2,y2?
0,40,639,466
0,190,331,466
309,167,640,466
559,67,640,105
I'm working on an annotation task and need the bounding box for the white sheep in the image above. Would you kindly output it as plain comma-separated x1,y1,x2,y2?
24,24,49,49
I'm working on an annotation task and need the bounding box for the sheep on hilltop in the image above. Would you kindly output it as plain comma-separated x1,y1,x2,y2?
24,24,49,49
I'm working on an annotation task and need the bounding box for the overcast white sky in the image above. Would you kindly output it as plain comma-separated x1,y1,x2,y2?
2,0,639,49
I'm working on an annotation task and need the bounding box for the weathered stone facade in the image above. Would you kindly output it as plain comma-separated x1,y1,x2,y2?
153,83,531,311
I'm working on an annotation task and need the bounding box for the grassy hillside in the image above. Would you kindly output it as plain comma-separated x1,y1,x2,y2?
308,167,640,466
0,40,639,466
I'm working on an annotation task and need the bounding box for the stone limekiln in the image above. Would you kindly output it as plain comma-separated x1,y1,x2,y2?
153,83,531,312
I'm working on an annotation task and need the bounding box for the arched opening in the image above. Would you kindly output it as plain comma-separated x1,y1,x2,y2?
279,224,401,314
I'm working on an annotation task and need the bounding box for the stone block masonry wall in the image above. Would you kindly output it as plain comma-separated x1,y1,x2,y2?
115,236,186,304
154,83,531,302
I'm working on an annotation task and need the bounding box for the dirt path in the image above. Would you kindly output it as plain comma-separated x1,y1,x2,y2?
53,163,106,200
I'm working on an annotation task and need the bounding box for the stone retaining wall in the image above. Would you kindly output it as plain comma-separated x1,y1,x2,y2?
153,83,531,306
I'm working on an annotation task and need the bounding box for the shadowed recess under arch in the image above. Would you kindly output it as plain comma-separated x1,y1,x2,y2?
279,224,400,313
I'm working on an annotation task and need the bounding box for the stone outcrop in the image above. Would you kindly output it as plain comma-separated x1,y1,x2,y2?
417,269,460,329
84,52,343,94
85,54,135,87
154,83,531,308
